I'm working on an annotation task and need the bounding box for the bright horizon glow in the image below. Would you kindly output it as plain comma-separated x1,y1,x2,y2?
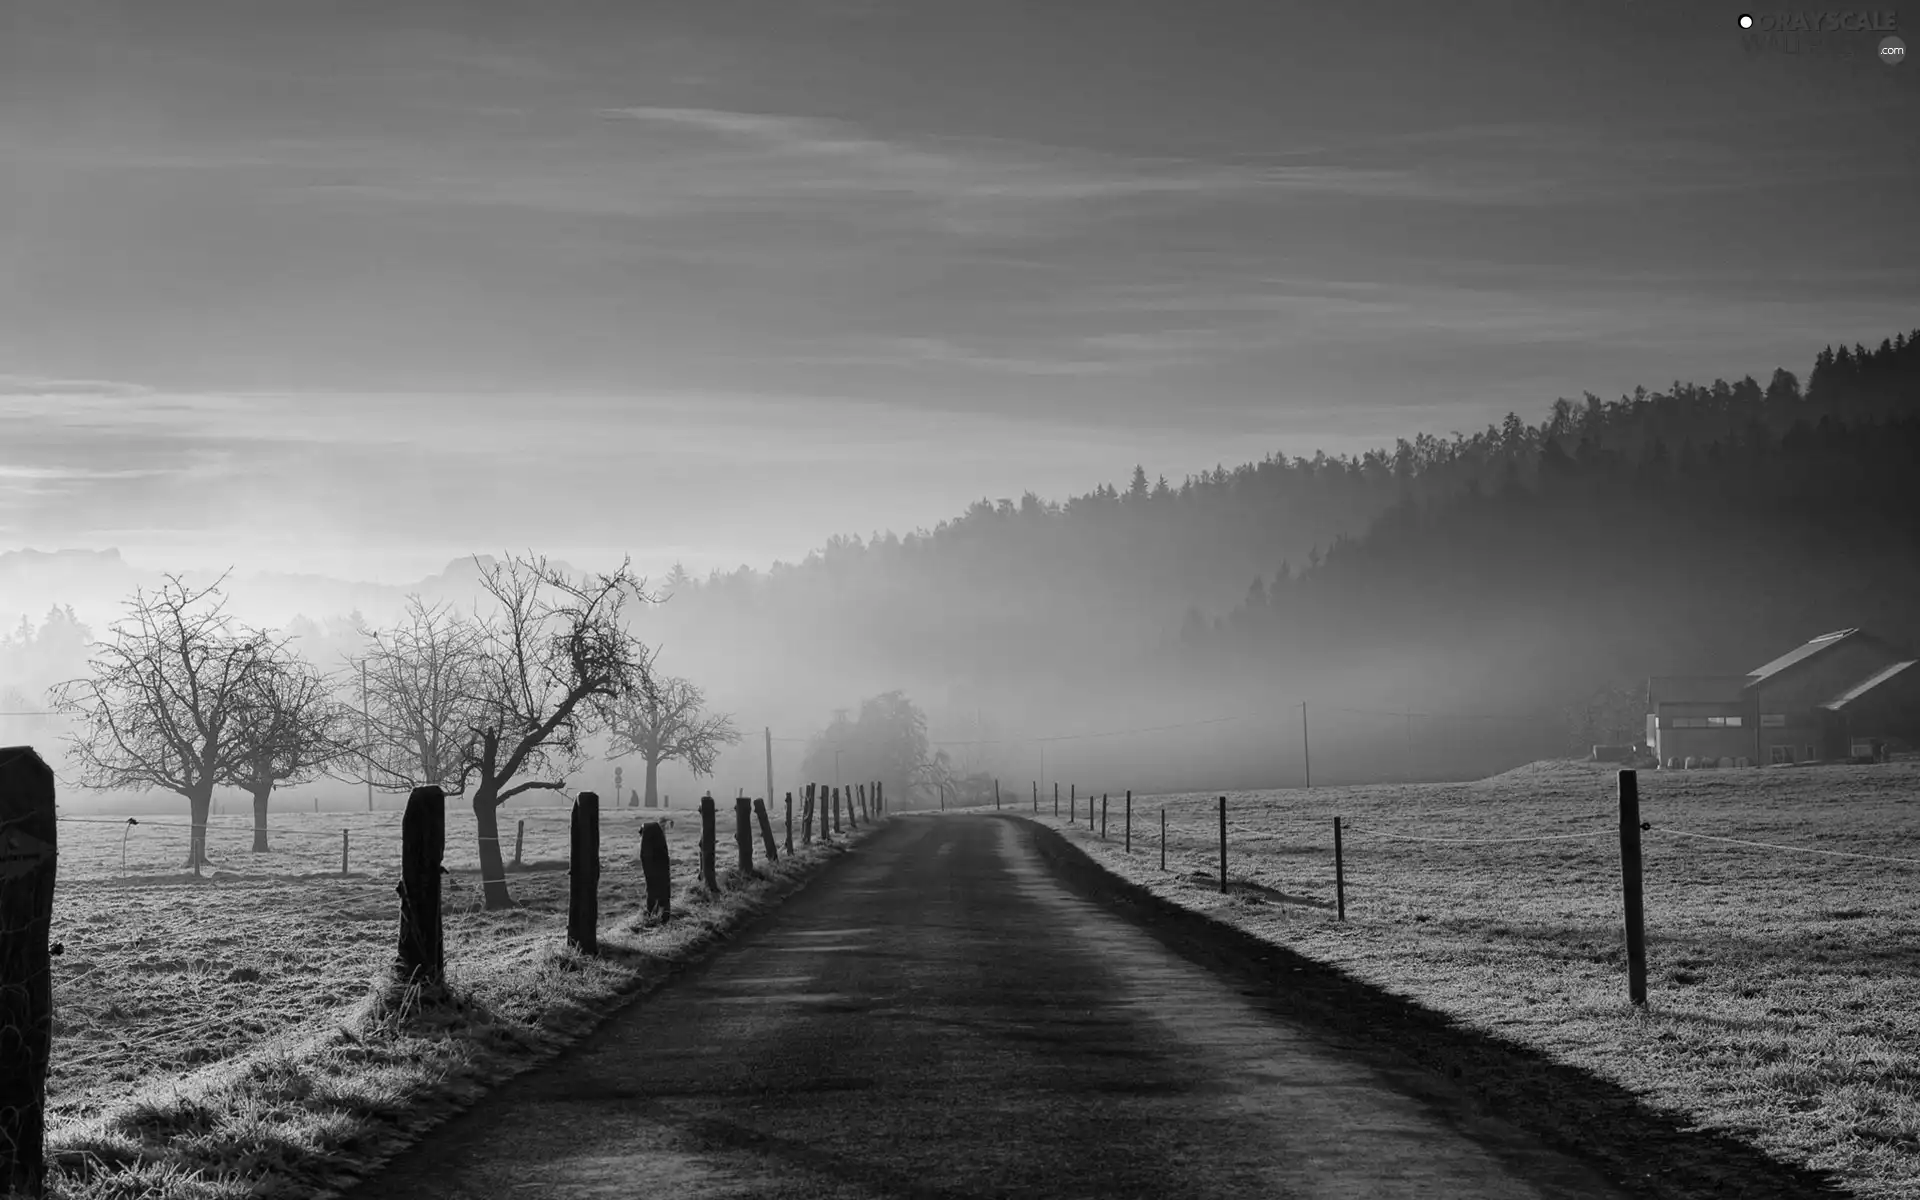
3,1,1914,587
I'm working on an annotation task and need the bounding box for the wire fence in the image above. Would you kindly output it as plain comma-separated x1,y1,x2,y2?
45,801,718,888
1002,762,1920,1008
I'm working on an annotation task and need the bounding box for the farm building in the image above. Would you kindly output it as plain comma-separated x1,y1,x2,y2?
1647,628,1920,766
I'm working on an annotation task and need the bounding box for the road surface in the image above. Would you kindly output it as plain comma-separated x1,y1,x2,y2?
344,814,1627,1199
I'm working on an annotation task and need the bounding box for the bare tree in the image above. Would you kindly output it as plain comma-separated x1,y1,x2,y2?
47,574,272,872
607,673,740,808
467,553,656,910
344,596,490,796
226,648,351,852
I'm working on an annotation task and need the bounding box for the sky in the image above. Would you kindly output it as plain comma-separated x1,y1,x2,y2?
2,0,1915,583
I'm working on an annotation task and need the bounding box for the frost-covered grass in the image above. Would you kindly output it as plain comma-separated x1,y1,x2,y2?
33,802,872,1200
1008,760,1920,1200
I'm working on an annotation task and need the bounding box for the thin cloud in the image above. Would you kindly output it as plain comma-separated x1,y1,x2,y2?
595,106,1574,217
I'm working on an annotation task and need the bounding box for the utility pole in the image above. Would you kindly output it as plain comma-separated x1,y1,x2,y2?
362,658,373,812
1404,711,1413,781
1302,701,1311,789
764,727,774,819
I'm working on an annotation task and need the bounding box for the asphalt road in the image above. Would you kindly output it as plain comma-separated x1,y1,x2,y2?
345,814,1628,1199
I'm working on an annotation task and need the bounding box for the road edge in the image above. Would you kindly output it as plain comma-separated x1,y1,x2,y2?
44,820,894,1200
1003,812,1851,1200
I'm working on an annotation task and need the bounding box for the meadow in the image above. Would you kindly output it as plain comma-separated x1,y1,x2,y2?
1013,760,1920,1199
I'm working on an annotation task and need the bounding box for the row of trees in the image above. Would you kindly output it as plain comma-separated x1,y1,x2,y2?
43,553,741,910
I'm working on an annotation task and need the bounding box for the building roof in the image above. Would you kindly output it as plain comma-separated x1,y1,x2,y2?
1649,675,1753,706
1747,628,1865,683
1821,659,1920,711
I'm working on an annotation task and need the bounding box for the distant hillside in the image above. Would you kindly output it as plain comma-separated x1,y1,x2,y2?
1175,332,1920,761
648,330,1920,700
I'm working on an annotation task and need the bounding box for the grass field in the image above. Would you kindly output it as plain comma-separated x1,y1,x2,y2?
1009,760,1920,1200
34,797,856,1200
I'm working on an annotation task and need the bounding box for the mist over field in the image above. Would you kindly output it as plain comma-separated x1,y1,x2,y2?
8,329,1920,811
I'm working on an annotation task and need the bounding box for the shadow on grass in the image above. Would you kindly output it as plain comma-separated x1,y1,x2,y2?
1016,817,1853,1200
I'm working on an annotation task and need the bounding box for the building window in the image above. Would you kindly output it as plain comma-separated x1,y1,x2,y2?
1771,745,1793,764
1707,716,1743,728
1761,714,1787,728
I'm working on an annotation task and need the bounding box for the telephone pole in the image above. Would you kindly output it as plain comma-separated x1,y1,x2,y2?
765,727,775,813
1301,701,1311,789
362,658,373,812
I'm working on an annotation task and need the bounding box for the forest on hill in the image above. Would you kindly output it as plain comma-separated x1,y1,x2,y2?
640,330,1920,787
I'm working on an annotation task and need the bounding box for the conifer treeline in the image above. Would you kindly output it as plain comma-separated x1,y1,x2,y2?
650,330,1920,725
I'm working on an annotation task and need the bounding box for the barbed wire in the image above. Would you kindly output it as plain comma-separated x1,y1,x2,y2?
1341,825,1615,845
1650,826,1920,866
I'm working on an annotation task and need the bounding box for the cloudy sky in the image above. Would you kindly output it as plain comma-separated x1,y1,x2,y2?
2,0,1915,582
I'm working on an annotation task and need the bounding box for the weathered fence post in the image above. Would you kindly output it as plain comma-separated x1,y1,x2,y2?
832,786,842,834
1032,780,1038,812
1161,808,1166,870
1619,769,1647,1005
1101,793,1108,839
876,781,884,817
784,791,794,854
569,791,601,954
1054,782,1059,816
858,783,868,822
755,796,778,863
1218,796,1228,894
820,785,832,842
1125,790,1132,852
995,778,1001,810
1334,816,1346,921
639,819,672,922
1,745,57,1200
847,785,859,829
699,793,719,891
341,829,349,877
1070,784,1076,824
802,785,814,846
735,794,754,873
396,785,445,989
512,818,524,868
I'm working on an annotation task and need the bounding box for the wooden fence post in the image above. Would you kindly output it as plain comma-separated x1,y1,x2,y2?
1032,780,1038,812
512,818,524,868
1218,795,1228,895
1334,816,1346,921
857,783,867,824
833,786,843,834
1070,784,1075,824
821,785,832,842
1160,808,1166,870
755,797,778,864
341,829,349,877
1054,782,1059,816
877,780,884,816
1125,790,1132,852
784,792,794,854
1101,793,1108,839
995,779,1001,810
0,745,57,1200
735,795,754,873
568,791,601,954
803,785,814,846
1619,770,1648,1005
396,785,445,988
699,794,718,891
